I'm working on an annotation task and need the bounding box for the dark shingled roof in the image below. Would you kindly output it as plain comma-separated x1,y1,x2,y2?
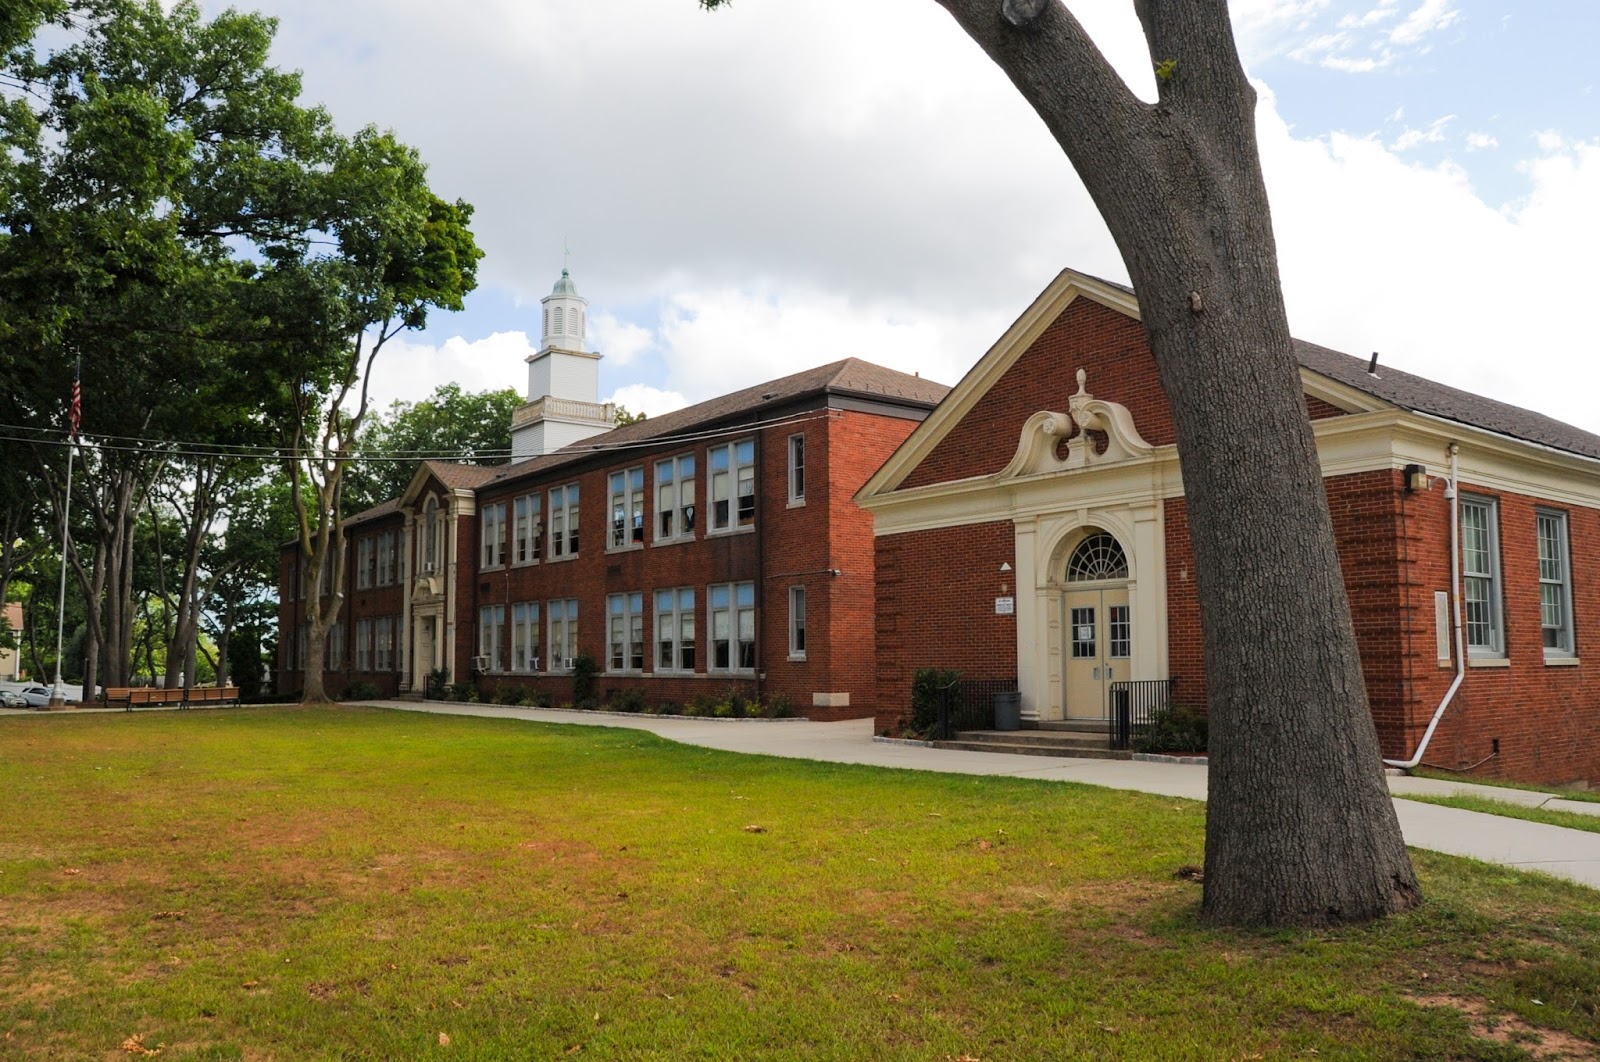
1293,339,1600,462
344,498,401,529
482,357,949,489
1065,269,1600,462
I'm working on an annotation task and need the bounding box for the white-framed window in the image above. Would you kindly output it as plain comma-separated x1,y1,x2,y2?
549,598,579,670
609,467,645,549
478,605,505,672
709,581,756,672
512,602,541,672
655,587,696,672
513,494,542,565
788,586,806,659
375,616,394,671
708,440,756,532
654,454,696,542
549,484,580,559
607,592,645,672
377,530,397,586
422,496,441,574
1537,509,1574,657
326,621,345,670
787,433,805,505
1461,496,1504,656
355,618,373,671
480,501,508,569
356,536,375,589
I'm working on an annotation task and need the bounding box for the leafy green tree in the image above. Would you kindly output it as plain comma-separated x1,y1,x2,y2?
613,405,647,427
345,383,520,512
701,0,1416,926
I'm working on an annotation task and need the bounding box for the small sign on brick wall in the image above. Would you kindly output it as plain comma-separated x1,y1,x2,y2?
995,596,1015,615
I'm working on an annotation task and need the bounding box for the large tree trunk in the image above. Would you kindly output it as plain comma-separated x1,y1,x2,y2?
938,0,1419,924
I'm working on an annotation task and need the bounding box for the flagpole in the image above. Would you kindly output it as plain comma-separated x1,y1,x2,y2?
50,358,80,710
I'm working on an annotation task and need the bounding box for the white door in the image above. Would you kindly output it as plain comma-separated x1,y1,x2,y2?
1063,588,1131,719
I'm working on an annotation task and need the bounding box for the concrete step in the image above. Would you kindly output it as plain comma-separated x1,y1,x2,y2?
1030,719,1109,734
933,738,1132,761
954,729,1110,749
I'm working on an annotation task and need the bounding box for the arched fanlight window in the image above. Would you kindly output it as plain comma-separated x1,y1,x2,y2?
1066,532,1128,582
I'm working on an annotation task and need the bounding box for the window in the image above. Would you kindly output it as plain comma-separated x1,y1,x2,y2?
377,530,397,586
423,497,440,573
375,616,394,671
478,605,505,672
512,602,541,671
655,588,696,672
608,592,645,672
1109,605,1131,659
549,484,580,558
1537,509,1574,656
356,537,375,589
355,619,373,671
1066,533,1129,582
549,598,579,670
326,621,344,670
1461,497,1504,656
513,494,543,564
788,434,805,504
789,586,806,659
481,502,508,569
710,581,756,672
1070,607,1096,658
609,467,645,549
655,454,696,541
709,440,756,531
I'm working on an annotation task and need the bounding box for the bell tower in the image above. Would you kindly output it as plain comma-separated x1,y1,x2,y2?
510,265,615,463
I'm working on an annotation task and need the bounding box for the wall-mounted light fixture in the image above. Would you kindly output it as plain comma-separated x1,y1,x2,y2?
1403,463,1428,493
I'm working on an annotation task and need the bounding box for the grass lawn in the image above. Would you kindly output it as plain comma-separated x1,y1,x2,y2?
1412,769,1600,805
1397,794,1600,836
1,706,1598,1060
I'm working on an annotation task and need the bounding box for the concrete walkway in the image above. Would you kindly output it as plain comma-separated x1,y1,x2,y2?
9,700,1600,890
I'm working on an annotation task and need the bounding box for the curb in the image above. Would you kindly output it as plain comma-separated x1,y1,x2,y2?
1133,753,1208,766
404,701,812,724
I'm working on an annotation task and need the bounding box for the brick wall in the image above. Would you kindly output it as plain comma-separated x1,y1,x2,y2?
874,520,1018,733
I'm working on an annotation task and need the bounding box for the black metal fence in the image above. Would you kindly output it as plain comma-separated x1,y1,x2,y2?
1108,678,1178,749
936,677,1019,741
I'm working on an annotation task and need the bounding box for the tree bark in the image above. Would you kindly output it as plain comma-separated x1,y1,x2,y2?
935,0,1419,924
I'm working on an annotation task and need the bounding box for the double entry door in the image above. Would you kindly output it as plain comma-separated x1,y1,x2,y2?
1063,588,1130,719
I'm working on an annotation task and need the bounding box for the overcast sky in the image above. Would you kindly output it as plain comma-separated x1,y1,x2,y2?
216,0,1600,431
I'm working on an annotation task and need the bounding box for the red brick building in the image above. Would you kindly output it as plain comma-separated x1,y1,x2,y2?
859,269,1600,787
277,270,947,716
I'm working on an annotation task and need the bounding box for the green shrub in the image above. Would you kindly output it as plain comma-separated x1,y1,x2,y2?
341,680,383,701
571,654,600,706
608,688,648,713
424,668,450,699
726,689,750,717
649,701,682,716
520,689,552,709
712,701,735,718
765,694,795,719
1133,704,1208,754
491,684,525,706
685,694,717,718
448,681,478,703
910,668,962,736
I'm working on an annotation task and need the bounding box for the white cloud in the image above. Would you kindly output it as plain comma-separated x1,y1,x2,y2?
606,384,688,419
590,312,654,367
1338,0,1402,30
1389,0,1461,45
1465,132,1498,151
368,331,532,412
1390,114,1455,151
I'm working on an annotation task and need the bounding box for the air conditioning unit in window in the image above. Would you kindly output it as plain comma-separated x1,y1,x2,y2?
471,655,491,672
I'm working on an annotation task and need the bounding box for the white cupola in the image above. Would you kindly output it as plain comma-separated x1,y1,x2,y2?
541,268,587,354
510,264,615,464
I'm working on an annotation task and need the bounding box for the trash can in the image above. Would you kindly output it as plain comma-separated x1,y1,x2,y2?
994,691,1022,731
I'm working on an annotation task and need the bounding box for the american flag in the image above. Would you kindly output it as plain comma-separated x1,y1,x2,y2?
69,360,81,441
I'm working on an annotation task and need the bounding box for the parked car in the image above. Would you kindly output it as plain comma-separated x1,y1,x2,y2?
0,690,27,708
17,686,54,707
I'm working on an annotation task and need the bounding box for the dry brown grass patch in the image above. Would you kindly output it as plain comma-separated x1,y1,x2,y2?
1410,993,1599,1060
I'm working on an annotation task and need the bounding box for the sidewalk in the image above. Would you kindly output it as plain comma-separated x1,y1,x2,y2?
376,701,1600,890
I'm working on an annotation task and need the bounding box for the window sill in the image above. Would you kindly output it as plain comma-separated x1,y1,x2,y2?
606,543,645,555
709,670,757,677
545,554,579,565
1545,655,1581,667
1467,657,1511,668
705,526,756,539
788,653,807,663
479,565,504,573
511,560,540,569
652,535,695,548
787,498,805,509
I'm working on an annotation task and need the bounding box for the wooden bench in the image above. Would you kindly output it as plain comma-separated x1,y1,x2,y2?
102,686,242,711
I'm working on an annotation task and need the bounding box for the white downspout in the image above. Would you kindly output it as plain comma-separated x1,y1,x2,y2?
1385,443,1465,769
